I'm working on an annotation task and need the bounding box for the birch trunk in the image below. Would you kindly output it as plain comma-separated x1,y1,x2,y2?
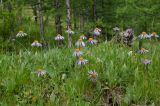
66,0,72,48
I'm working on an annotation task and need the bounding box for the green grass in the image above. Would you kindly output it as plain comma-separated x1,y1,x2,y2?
0,40,160,106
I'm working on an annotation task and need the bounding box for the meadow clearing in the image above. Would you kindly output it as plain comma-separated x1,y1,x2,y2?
0,0,160,106
0,38,160,106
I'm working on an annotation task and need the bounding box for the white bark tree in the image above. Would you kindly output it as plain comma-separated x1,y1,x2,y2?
66,0,72,48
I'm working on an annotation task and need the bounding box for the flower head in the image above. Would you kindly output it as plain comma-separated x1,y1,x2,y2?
89,38,93,41
55,34,64,41
150,32,159,38
80,35,87,40
142,32,147,35
77,56,88,65
66,28,74,35
142,59,151,65
88,38,97,44
152,32,157,35
36,69,46,77
88,70,98,82
75,39,86,47
139,48,149,54
16,30,27,38
73,48,83,57
113,27,120,32
31,40,42,47
138,32,149,39
94,28,101,36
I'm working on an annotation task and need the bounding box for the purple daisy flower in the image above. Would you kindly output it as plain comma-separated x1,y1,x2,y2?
93,28,101,36
88,70,98,82
77,57,88,65
75,39,86,47
88,38,97,45
73,48,83,57
142,59,151,65
36,69,46,77
80,35,87,40
138,48,149,54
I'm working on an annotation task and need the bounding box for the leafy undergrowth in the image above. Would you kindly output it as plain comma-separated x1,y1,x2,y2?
0,42,160,106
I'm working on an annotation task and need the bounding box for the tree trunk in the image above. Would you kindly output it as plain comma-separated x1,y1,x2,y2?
54,0,62,35
38,0,45,41
73,3,77,30
0,0,2,5
102,0,104,17
93,0,97,21
7,1,14,39
33,5,38,23
66,0,72,48
7,1,15,51
80,11,84,32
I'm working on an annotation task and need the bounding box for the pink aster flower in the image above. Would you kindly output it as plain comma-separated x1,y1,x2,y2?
66,28,74,35
93,28,101,36
88,70,98,82
36,69,46,77
77,57,88,65
138,32,150,39
139,48,149,54
31,40,42,47
150,32,159,38
16,30,27,38
80,35,87,40
88,38,97,44
75,38,86,47
142,59,151,65
73,48,83,57
55,34,64,41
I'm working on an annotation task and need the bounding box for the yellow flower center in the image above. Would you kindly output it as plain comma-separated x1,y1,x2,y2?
57,34,61,36
89,38,93,41
152,32,157,35
144,59,148,61
37,69,43,72
141,48,145,51
142,32,147,35
34,40,39,43
79,57,84,60
19,30,23,32
79,38,82,42
75,48,80,52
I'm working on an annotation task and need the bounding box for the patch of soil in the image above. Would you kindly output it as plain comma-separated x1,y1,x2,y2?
101,85,125,106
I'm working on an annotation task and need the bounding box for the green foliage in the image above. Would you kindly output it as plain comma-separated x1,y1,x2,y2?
0,41,160,105
0,0,160,105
